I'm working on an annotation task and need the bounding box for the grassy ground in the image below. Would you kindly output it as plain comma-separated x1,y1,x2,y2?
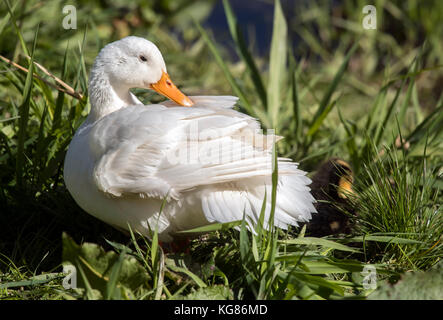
0,0,442,299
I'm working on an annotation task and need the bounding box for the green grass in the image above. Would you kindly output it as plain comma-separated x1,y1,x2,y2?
0,0,442,300
349,142,442,270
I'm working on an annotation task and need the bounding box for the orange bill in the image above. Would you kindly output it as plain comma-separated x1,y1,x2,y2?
150,71,194,107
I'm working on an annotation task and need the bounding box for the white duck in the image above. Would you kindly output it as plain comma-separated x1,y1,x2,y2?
64,36,316,242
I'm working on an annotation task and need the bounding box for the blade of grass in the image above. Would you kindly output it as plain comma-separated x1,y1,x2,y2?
75,262,98,300
341,235,424,245
289,50,301,141
337,104,359,169
167,265,207,288
374,70,413,147
195,22,270,126
5,0,30,57
127,225,152,273
407,103,443,147
0,1,17,37
395,65,417,132
295,260,366,274
176,220,241,234
223,0,267,110
279,237,360,253
310,41,359,129
267,0,287,127
307,98,338,137
15,25,39,188
151,195,168,298
106,249,126,300
256,188,267,240
52,43,70,132
0,273,62,289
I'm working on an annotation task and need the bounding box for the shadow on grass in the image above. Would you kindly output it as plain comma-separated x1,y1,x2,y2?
0,186,129,274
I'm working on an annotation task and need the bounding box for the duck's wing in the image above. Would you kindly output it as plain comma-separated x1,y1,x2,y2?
91,98,266,198
90,97,315,228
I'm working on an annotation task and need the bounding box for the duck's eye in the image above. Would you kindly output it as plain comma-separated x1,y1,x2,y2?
139,55,147,62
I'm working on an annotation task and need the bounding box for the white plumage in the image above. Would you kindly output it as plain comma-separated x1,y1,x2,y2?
64,37,316,241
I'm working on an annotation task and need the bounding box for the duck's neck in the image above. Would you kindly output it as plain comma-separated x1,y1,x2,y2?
87,70,141,122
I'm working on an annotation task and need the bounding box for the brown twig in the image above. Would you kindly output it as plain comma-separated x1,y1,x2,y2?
0,54,84,100
23,54,84,100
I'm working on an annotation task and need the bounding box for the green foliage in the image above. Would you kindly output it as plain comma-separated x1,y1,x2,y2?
349,143,442,270
369,261,443,299
62,233,152,299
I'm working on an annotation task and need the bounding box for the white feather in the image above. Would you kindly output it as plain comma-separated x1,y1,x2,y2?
64,37,317,241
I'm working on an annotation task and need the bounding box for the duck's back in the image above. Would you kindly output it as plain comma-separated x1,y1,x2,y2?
64,96,316,241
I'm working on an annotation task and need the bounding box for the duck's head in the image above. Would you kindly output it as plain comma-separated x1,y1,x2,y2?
311,158,355,200
91,36,193,107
